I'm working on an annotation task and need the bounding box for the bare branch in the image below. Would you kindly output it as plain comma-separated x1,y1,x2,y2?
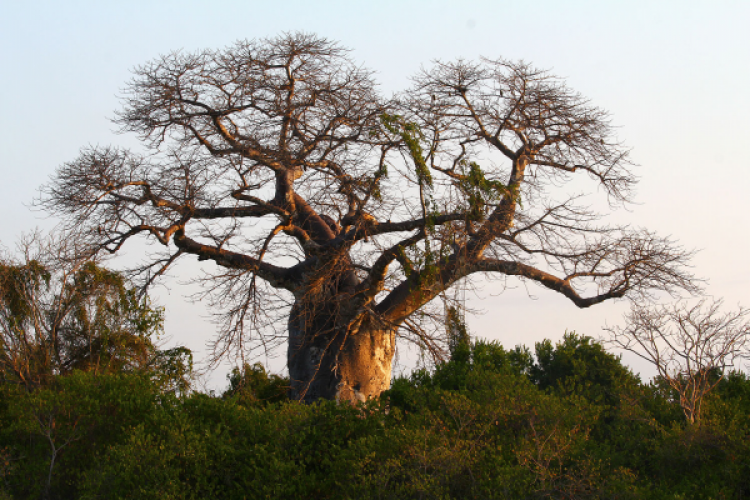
604,299,750,424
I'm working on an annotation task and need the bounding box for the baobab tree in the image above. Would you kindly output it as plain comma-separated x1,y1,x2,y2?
42,33,695,402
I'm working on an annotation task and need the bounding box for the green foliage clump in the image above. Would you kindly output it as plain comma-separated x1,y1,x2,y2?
381,113,432,189
222,362,289,406
530,332,639,405
457,160,511,221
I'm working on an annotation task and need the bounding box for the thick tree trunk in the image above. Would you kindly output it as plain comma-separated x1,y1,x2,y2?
287,301,396,403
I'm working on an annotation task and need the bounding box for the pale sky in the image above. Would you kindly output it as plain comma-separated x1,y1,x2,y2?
2,1,749,387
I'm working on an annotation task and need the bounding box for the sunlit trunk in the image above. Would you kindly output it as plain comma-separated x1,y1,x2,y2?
287,300,396,403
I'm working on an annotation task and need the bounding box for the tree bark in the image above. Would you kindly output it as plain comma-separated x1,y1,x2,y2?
288,300,396,403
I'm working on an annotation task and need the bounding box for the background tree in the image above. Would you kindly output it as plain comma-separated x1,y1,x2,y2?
0,234,189,390
531,332,637,406
42,33,695,402
605,299,750,424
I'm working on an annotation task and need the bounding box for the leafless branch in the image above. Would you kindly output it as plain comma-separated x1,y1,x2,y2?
604,299,750,424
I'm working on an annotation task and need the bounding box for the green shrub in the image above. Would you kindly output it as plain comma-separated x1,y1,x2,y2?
1,371,163,499
0,337,747,499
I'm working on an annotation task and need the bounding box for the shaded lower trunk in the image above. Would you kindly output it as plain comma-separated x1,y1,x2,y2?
288,302,396,403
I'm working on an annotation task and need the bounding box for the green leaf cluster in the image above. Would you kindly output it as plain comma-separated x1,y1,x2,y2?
457,160,511,221
381,113,432,188
223,362,289,407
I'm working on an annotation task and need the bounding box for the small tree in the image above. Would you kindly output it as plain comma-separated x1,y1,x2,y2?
0,234,189,390
605,299,750,424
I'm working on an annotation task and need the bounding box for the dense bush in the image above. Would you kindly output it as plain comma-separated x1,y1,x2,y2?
0,372,163,499
1,334,749,499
